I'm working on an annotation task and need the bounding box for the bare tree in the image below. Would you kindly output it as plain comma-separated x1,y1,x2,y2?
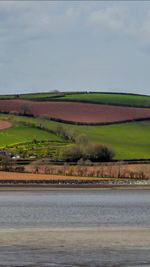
20,103,31,115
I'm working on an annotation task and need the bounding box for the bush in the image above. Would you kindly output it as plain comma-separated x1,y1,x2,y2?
63,145,83,162
84,144,114,162
63,143,114,163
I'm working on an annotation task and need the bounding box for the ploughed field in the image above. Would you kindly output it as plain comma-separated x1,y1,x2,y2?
0,100,150,124
0,171,109,181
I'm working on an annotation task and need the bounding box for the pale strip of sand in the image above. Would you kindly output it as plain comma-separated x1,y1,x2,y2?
0,227,150,248
0,185,150,191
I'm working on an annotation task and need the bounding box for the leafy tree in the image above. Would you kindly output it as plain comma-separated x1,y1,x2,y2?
84,144,114,162
63,143,114,162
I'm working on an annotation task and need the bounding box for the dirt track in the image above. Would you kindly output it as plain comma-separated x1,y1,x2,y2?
0,120,12,130
0,99,150,123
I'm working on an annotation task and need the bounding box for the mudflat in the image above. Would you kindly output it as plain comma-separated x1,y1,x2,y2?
0,227,150,266
0,189,149,266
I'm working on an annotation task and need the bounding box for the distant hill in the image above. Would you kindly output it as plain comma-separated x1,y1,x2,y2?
0,91,150,107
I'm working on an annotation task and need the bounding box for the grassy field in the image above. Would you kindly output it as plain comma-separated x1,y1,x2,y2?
0,92,64,101
58,93,150,107
0,92,150,107
0,125,59,147
0,114,149,160
0,117,67,160
43,120,150,160
0,121,62,147
20,92,64,100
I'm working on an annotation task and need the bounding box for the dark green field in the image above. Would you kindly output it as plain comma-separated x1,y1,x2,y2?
58,92,150,107
0,92,65,101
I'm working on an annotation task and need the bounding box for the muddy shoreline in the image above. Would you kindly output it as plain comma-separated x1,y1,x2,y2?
0,227,150,266
0,184,150,191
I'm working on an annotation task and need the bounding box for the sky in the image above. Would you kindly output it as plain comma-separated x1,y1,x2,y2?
0,1,150,95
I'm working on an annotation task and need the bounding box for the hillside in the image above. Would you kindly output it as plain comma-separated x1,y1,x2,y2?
0,91,149,161
57,92,150,107
0,114,149,160
0,92,150,107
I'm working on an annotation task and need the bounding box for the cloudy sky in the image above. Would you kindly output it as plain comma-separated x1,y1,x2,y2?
0,1,150,95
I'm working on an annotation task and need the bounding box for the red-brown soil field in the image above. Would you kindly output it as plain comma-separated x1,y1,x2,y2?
0,100,150,124
0,120,12,130
0,171,111,181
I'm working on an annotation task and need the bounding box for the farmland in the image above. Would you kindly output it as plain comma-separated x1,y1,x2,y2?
0,91,149,165
0,114,149,160
0,118,67,161
0,123,61,147
0,92,150,107
56,92,150,107
0,92,64,100
0,99,150,124
0,120,12,130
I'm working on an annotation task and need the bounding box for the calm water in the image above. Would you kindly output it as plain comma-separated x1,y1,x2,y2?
0,189,150,267
0,189,149,228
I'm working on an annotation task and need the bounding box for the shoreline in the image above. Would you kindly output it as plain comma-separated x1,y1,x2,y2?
0,226,150,266
0,184,150,190
0,226,150,250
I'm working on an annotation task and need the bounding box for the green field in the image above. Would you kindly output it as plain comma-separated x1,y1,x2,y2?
1,92,150,107
42,119,150,160
58,93,150,107
1,114,150,160
20,92,64,100
0,124,62,147
0,92,64,101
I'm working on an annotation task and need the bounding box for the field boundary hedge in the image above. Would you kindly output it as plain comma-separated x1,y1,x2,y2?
47,116,150,126
1,111,150,126
42,98,150,108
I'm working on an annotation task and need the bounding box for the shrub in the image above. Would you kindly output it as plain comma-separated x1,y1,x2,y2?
63,143,114,163
63,145,83,162
84,144,114,162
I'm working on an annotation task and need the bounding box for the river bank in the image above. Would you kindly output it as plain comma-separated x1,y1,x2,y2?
0,184,150,190
0,171,150,190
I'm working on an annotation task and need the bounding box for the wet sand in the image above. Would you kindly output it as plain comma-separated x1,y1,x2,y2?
0,227,150,266
1,184,150,191
0,189,150,266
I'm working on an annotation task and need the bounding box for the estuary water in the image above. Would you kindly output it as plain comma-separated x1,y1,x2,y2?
0,189,150,266
0,189,150,228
